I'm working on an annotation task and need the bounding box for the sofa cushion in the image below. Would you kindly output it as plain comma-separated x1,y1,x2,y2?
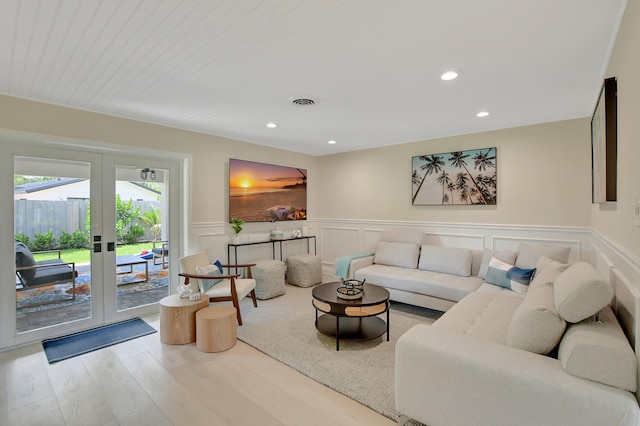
528,255,569,292
554,262,613,323
515,243,571,269
507,282,566,354
484,257,536,294
418,245,472,277
558,305,637,392
433,292,523,345
477,249,517,279
355,264,483,303
374,242,420,269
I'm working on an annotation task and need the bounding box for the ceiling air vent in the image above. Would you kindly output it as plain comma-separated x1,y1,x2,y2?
291,98,315,106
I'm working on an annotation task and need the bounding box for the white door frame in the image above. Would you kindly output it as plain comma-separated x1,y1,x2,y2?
0,131,188,349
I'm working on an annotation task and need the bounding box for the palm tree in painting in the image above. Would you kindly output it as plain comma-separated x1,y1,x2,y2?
455,172,471,204
473,148,496,172
449,151,490,204
442,193,450,205
447,181,455,204
412,154,445,204
436,170,451,205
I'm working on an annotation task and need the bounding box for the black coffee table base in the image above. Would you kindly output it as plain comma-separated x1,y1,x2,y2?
316,314,388,348
312,282,390,351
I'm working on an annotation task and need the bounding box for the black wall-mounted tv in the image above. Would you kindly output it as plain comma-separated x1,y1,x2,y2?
229,158,307,223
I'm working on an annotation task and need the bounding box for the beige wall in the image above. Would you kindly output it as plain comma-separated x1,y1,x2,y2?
317,118,591,227
0,95,317,226
592,0,640,257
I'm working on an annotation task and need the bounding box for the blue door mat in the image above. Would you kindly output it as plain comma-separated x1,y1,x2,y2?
42,317,157,363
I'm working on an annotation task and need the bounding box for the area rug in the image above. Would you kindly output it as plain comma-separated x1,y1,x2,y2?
16,269,169,313
235,284,442,421
42,317,156,363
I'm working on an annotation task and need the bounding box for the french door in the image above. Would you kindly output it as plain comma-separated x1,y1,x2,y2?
5,143,179,347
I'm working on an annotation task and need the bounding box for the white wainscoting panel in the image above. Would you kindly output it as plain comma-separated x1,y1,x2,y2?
315,219,592,277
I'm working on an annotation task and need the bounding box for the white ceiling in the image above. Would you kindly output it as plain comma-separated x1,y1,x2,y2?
0,0,627,156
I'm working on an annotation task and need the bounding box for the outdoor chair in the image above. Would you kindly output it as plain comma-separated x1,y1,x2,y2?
15,242,77,308
152,241,169,269
178,252,257,325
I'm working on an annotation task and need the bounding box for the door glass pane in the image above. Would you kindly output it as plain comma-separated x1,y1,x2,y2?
14,157,92,333
115,165,170,311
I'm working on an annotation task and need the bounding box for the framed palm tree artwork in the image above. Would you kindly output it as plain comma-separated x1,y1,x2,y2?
412,147,497,206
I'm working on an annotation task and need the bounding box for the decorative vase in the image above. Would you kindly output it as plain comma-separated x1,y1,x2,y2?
270,226,285,240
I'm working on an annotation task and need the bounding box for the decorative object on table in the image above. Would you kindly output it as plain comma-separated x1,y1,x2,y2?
591,76,617,203
292,229,302,238
177,284,193,298
412,147,497,206
229,158,307,223
337,278,365,299
270,225,285,240
231,217,244,243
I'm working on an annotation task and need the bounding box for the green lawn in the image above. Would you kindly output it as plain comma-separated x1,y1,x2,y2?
32,242,158,265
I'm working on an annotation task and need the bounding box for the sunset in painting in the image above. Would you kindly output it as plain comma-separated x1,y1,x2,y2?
229,159,307,222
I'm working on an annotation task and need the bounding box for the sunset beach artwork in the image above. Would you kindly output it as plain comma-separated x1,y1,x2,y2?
229,158,307,223
412,147,497,206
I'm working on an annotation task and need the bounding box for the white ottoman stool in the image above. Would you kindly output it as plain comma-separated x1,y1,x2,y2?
286,254,322,287
253,259,286,299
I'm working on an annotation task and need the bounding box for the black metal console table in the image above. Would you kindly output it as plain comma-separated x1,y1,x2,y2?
227,236,317,265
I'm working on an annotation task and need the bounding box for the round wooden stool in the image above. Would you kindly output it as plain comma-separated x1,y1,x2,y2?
159,294,209,344
196,306,237,352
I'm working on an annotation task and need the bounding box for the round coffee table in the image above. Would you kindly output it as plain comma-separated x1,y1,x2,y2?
312,282,390,351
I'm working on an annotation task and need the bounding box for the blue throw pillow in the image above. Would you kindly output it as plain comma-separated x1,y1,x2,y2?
485,257,536,294
195,260,224,293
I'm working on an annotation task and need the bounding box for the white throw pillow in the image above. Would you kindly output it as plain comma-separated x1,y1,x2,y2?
477,249,517,279
527,255,569,292
507,282,566,354
515,243,571,269
418,245,472,277
559,306,637,392
374,241,420,269
554,262,613,323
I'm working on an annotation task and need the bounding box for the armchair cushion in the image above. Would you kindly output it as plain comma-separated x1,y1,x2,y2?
205,278,257,300
15,242,36,280
196,261,224,293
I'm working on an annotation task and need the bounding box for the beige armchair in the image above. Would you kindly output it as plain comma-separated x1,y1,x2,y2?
178,252,257,325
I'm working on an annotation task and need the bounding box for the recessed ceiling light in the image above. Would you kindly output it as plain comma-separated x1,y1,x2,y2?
441,70,461,81
328,140,337,145
266,122,277,128
476,111,490,118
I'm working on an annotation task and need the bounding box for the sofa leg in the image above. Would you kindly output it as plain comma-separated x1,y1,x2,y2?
397,414,422,426
397,414,410,426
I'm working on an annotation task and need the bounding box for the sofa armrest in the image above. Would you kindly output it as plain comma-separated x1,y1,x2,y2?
396,325,639,426
347,255,374,279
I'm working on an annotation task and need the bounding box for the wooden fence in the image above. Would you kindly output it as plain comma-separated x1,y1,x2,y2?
14,199,159,241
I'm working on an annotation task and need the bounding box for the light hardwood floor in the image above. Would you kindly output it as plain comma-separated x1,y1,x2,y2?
0,313,396,426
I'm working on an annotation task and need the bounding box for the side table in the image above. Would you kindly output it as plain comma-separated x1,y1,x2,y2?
159,294,209,344
196,306,237,352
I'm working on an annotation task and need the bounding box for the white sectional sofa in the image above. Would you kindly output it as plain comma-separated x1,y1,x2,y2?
338,228,640,425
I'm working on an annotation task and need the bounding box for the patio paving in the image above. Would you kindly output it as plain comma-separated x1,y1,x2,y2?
16,261,171,334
